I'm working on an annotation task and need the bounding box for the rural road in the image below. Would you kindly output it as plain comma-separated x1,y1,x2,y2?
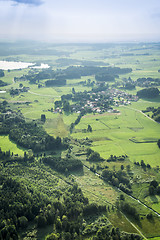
80,165,148,239
123,105,156,122
28,90,59,97
87,163,160,218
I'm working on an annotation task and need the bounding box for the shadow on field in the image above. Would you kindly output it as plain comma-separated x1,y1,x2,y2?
72,168,84,176
149,195,159,204
141,96,160,103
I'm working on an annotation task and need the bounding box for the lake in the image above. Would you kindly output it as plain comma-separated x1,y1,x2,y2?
0,60,49,70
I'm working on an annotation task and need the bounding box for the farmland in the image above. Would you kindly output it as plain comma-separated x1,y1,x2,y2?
0,42,160,239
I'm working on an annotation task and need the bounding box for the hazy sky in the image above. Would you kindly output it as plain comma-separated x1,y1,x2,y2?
0,0,160,42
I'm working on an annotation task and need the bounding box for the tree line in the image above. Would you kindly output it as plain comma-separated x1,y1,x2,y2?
102,169,132,194
42,155,83,173
137,87,159,98
0,108,67,152
14,66,132,86
0,70,4,77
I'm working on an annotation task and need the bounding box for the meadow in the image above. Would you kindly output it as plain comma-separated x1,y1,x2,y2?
1,42,160,239
0,135,25,155
71,105,160,167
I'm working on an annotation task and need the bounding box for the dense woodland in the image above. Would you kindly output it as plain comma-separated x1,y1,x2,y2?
42,155,83,173
0,149,143,240
136,87,159,98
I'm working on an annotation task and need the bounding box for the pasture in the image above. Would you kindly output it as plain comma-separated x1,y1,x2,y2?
71,104,160,167
0,135,25,156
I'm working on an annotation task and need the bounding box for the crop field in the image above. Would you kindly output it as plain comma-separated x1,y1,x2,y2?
71,104,160,167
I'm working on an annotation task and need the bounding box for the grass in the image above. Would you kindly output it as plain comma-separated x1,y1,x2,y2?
44,114,69,137
71,104,160,167
108,210,138,234
0,135,25,156
145,195,160,213
1,43,160,238
148,238,160,240
72,166,118,205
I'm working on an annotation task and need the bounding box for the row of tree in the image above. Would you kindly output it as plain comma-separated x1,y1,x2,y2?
45,79,66,87
0,108,66,152
42,155,83,173
13,65,132,86
0,79,7,87
149,180,160,195
102,169,132,194
0,69,4,77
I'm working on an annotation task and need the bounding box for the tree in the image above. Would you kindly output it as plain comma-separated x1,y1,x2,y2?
120,194,125,201
157,186,160,195
150,180,158,188
45,233,60,240
63,101,70,112
18,216,28,228
121,165,124,170
146,212,153,220
87,124,92,132
126,165,131,172
41,114,46,122
36,215,47,228
72,87,75,94
88,152,101,162
149,185,155,195
2,100,8,106
0,69,4,77
125,82,135,90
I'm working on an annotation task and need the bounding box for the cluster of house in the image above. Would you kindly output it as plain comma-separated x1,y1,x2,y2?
54,88,139,114
110,89,139,107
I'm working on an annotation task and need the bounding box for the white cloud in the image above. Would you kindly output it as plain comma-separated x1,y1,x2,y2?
0,0,160,42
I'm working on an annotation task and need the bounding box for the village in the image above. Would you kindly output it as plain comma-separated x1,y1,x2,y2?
54,87,139,114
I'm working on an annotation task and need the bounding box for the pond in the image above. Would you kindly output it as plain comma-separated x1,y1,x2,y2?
0,60,49,70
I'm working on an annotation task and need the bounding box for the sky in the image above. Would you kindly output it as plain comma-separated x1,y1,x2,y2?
0,0,160,42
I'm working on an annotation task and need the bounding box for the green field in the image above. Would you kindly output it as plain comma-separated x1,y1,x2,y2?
0,135,25,156
71,105,160,167
1,42,160,239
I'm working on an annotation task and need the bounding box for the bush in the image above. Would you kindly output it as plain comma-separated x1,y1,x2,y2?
18,216,28,228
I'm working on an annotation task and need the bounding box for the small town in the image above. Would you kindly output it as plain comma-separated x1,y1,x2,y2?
55,87,139,114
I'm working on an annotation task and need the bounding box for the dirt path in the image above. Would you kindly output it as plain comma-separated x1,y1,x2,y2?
74,165,148,239
28,90,57,97
123,214,147,240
